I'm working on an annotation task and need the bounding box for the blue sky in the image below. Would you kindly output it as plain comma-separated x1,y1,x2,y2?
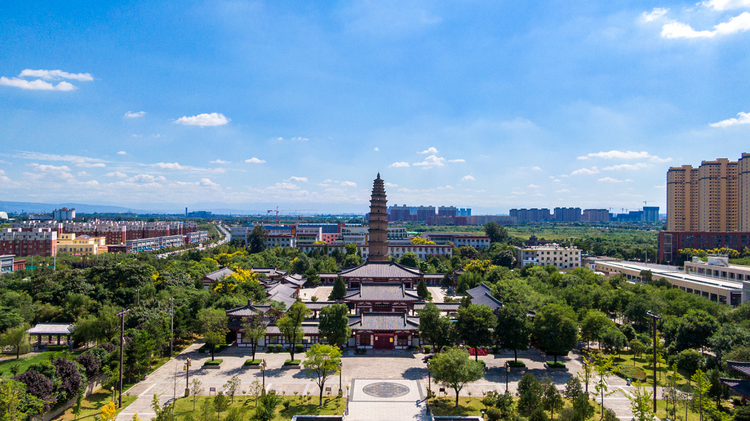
1,0,749,214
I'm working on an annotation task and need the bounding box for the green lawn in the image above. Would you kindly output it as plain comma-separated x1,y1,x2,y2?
612,351,691,387
173,395,345,420
429,396,607,418
54,392,137,421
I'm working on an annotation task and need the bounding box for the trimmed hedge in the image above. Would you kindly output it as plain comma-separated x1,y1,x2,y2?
197,344,229,354
295,344,304,353
284,359,301,366
423,345,432,353
244,359,262,366
546,361,566,368
203,359,223,366
508,360,526,368
47,345,68,352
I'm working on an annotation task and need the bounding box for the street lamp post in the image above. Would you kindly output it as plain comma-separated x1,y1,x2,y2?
116,309,130,409
583,361,588,394
338,360,343,395
260,359,267,395
427,361,431,415
184,358,191,397
647,311,661,413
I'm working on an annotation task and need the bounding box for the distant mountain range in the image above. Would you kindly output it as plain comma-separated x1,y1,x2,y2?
0,201,149,215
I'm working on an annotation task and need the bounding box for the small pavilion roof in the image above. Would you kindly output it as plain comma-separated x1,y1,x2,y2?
27,324,74,335
727,361,750,378
202,268,235,281
721,378,750,398
466,283,503,311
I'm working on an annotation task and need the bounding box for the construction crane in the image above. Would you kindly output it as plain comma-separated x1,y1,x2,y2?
266,207,317,224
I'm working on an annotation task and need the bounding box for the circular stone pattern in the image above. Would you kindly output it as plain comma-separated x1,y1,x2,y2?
362,382,410,398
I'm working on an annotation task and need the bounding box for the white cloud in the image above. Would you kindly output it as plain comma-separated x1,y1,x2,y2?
413,155,445,169
18,69,93,81
702,0,750,11
447,158,465,163
579,150,651,160
290,137,309,141
155,162,185,170
603,163,649,171
598,177,624,183
385,182,398,187
654,184,666,188
389,162,410,168
29,164,70,172
462,175,475,181
511,191,526,195
555,189,571,193
245,157,266,164
531,166,542,171
130,174,166,183
76,162,106,168
0,77,76,91
662,12,750,38
210,159,229,164
571,167,600,175
200,178,219,187
340,181,357,187
641,7,669,22
117,151,127,155
287,176,308,182
125,111,145,119
175,113,230,127
267,182,299,190
710,111,750,127
77,171,89,176
527,184,540,188
419,147,438,154
105,171,128,178
374,147,379,151
553,179,561,182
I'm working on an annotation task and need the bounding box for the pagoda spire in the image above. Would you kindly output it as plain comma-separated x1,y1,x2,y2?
368,173,388,262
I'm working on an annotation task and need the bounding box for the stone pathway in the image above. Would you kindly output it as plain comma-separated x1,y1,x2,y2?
347,379,430,421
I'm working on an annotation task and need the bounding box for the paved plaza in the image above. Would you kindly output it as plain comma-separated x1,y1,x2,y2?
115,343,639,421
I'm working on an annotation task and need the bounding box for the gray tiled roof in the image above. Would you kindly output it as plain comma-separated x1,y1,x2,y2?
412,302,461,312
269,293,297,311
728,361,750,378
267,283,296,298
267,323,320,335
343,283,421,302
348,312,419,331
721,378,750,398
27,324,74,335
467,283,502,311
305,301,337,310
282,274,307,287
202,267,235,281
341,261,421,279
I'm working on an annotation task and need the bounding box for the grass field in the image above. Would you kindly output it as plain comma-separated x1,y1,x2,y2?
54,392,137,421
610,351,691,388
428,396,608,418
173,395,345,420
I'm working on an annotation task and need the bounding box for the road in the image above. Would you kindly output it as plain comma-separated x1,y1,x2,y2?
157,222,229,259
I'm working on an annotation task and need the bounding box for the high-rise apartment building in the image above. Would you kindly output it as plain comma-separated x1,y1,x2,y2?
437,206,457,217
667,154,750,232
416,206,436,222
554,207,581,222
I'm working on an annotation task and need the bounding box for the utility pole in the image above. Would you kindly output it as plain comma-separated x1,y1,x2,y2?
135,289,139,306
170,298,174,358
647,310,661,413
116,309,130,409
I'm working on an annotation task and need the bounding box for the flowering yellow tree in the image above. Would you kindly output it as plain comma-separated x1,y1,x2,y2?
411,237,436,245
100,401,117,421
463,260,496,276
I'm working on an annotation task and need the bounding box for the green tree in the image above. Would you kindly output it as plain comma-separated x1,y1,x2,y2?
564,377,583,401
533,304,578,363
255,391,281,421
302,344,342,406
400,252,419,268
223,375,241,404
241,315,267,361
430,347,484,407
736,406,750,421
626,382,654,421
518,373,543,415
328,276,347,301
675,310,719,352
572,393,595,421
190,378,203,410
0,379,43,421
247,226,269,254
639,270,653,285
213,392,229,419
495,303,531,363
600,328,627,355
580,311,613,350
277,301,310,361
484,222,509,244
318,303,352,348
457,304,496,361
0,324,29,360
416,278,431,300
630,340,646,363
593,354,619,418
197,308,229,361
543,378,564,420
418,303,454,353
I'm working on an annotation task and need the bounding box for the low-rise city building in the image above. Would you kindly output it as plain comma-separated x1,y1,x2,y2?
516,244,581,269
0,228,57,257
56,233,108,255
